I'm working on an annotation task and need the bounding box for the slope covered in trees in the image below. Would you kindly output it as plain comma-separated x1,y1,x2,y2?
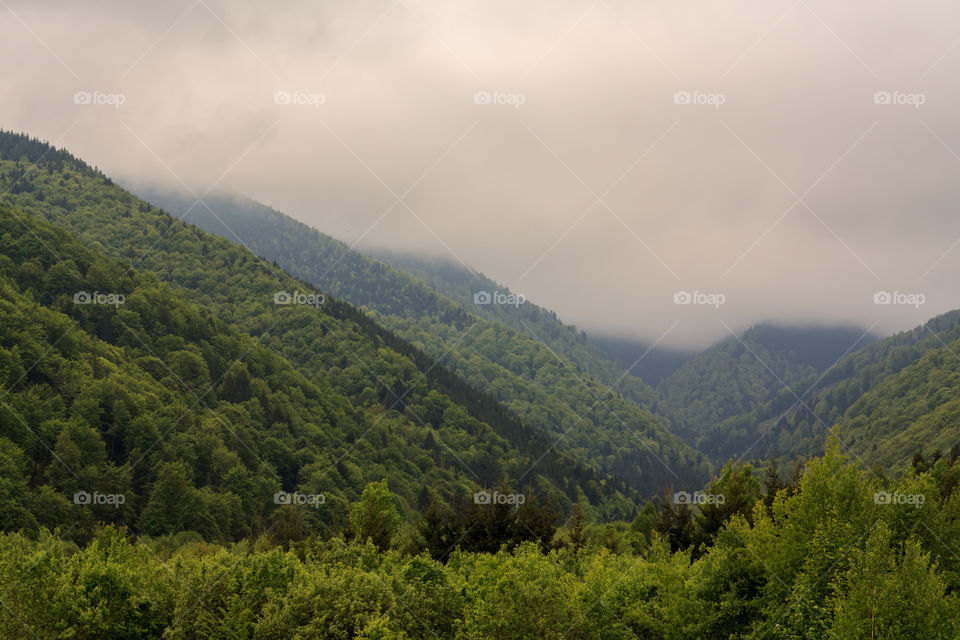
700,312,960,466
841,331,960,471
127,184,710,493
370,249,696,388
588,332,692,385
0,201,632,545
0,132,650,531
657,324,877,443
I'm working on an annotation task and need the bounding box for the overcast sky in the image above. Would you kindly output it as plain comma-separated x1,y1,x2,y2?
3,0,960,349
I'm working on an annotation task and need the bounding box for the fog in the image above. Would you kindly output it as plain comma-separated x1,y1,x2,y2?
3,0,959,348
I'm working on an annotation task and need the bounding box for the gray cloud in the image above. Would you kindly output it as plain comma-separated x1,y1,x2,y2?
3,0,960,348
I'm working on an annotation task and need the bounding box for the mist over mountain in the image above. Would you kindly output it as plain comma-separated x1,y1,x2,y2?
7,1,960,348
658,323,879,442
129,183,712,495
4,112,960,640
4,0,960,635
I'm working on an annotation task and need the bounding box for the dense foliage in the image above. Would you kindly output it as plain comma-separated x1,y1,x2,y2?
0,201,618,541
4,129,960,637
657,324,877,444
700,312,960,466
2,443,958,639
0,181,647,551
133,188,711,493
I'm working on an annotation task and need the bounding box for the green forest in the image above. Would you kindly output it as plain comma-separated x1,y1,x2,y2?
2,128,960,638
2,444,958,638
137,189,710,494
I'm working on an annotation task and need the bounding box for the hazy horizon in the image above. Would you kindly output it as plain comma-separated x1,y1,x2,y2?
121,180,907,353
5,0,960,348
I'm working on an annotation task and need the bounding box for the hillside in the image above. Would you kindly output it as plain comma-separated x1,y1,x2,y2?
367,249,692,397
700,312,960,466
128,185,711,493
588,333,692,385
0,200,644,544
658,324,878,443
0,131,643,528
134,188,670,408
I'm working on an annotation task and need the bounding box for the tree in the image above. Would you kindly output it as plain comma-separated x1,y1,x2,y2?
763,454,786,511
831,524,960,638
692,462,762,552
567,501,587,551
137,461,208,536
351,480,401,551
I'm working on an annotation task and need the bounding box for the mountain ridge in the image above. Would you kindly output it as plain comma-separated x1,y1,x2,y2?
128,183,712,494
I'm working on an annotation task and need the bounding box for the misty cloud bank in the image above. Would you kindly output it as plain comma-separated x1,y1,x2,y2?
3,0,959,348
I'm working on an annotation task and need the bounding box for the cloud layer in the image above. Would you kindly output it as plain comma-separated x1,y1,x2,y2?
3,0,960,348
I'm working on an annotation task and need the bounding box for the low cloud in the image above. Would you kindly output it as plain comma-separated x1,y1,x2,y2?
3,0,960,347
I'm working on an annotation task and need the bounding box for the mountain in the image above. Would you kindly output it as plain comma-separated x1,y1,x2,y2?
700,312,960,467
128,185,712,494
657,324,878,444
2,131,959,640
367,250,697,386
0,131,642,539
588,334,693,385
365,248,687,393
842,334,960,471
135,188,668,406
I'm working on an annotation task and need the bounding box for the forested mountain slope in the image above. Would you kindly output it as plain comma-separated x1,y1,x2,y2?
370,250,696,389
837,328,960,471
0,201,642,545
700,311,960,466
139,187,665,405
129,185,711,492
0,132,643,526
658,324,877,442
588,333,692,385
